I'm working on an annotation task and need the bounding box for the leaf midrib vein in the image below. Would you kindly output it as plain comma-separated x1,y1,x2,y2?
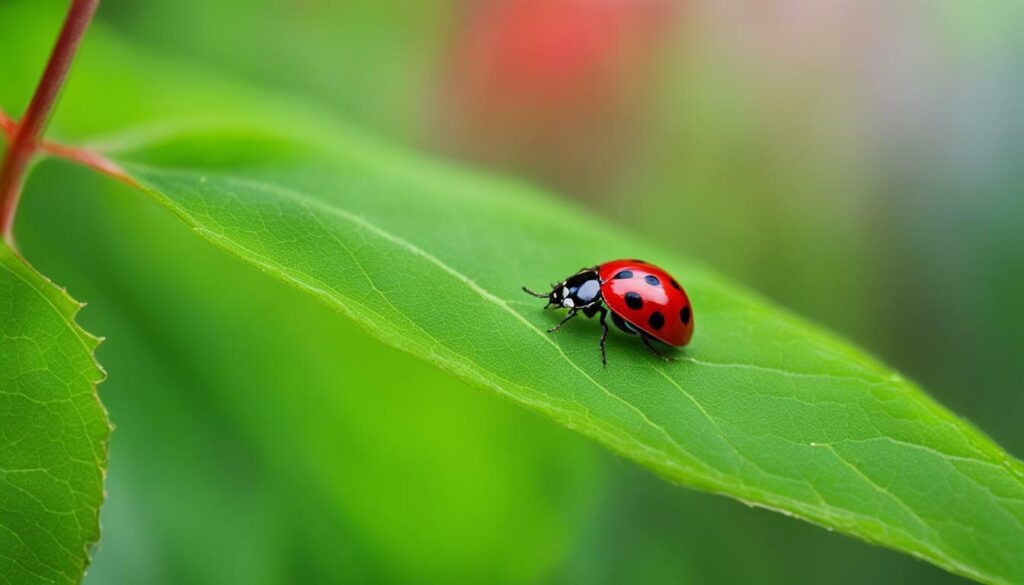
187,225,709,482
147,168,697,463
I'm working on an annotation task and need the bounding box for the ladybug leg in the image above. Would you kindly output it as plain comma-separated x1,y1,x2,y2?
597,306,609,367
641,335,677,362
547,309,578,333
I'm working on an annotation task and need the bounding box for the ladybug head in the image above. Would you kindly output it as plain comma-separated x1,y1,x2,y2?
547,281,570,308
523,268,601,310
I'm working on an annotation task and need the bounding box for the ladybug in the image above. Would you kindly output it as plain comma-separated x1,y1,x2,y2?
523,259,693,365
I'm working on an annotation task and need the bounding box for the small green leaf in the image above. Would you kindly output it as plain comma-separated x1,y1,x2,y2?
0,243,109,584
98,127,1023,584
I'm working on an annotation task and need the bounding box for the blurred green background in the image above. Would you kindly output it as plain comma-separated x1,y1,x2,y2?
10,0,1023,582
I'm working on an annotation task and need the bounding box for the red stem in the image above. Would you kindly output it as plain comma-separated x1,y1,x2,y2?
0,106,15,139
0,0,100,246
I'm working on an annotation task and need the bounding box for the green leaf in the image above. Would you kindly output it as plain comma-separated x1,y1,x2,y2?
91,125,1023,584
0,242,109,584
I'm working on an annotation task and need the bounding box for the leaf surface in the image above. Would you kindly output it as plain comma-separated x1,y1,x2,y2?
98,127,1023,583
0,242,109,584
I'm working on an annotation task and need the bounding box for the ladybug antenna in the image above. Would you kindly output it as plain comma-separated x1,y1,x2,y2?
521,286,549,299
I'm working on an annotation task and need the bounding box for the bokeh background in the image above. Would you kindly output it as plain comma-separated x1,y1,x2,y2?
11,0,1023,583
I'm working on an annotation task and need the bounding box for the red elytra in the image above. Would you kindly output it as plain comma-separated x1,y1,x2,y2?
598,259,694,346
522,258,693,365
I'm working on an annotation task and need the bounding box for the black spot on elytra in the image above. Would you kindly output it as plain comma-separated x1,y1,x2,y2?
624,291,643,310
614,270,633,280
648,311,665,330
670,279,681,291
680,306,691,325
644,275,660,287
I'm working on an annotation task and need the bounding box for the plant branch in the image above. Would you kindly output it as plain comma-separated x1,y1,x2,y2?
0,106,15,140
4,97,134,188
0,0,100,247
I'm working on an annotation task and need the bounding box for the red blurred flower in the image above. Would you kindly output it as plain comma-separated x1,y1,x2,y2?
434,0,680,194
